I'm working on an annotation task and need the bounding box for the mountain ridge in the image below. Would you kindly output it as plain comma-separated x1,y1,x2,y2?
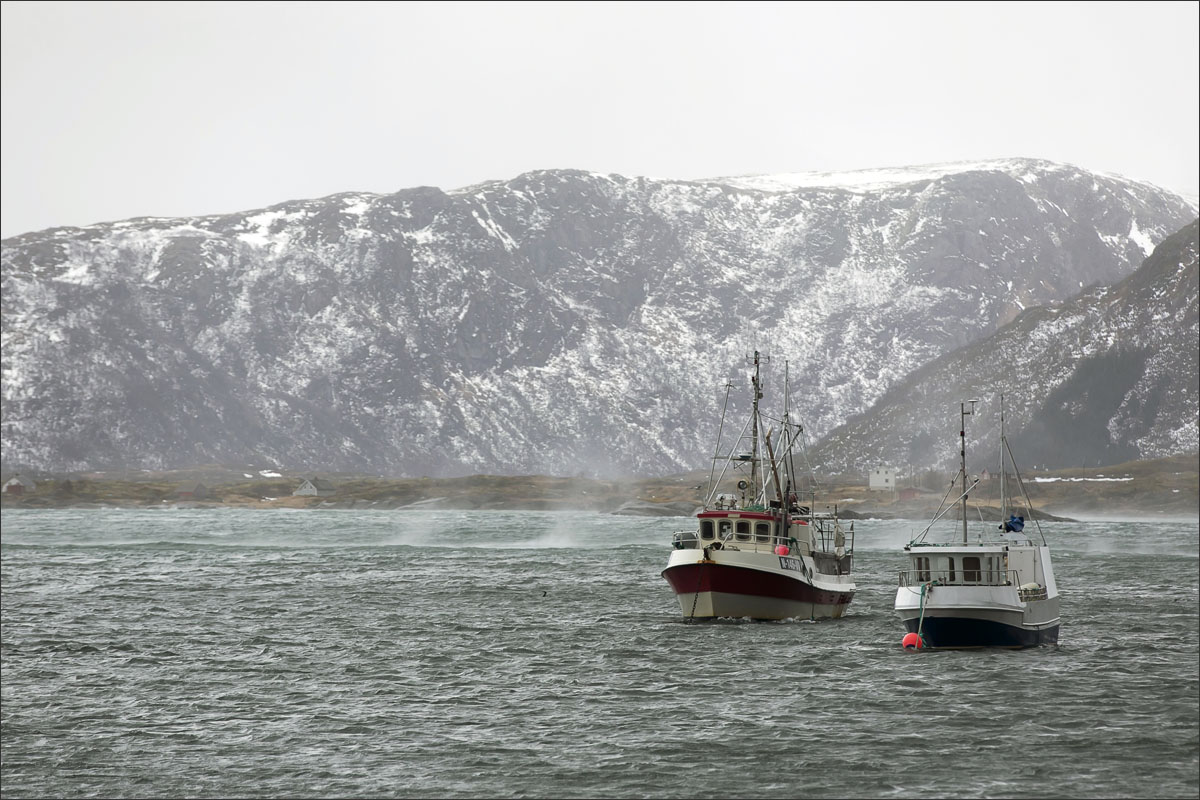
2,158,1196,477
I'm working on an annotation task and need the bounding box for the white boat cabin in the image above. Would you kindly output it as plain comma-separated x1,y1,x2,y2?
672,507,852,563
899,539,1053,600
699,510,791,548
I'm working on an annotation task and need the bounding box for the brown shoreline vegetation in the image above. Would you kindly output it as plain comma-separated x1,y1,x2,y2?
2,454,1195,520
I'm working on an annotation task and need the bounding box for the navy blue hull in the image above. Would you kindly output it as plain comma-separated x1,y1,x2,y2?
903,617,1059,649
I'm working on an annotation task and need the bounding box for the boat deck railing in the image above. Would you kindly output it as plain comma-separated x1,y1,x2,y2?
672,528,854,576
898,568,1022,588
672,530,793,552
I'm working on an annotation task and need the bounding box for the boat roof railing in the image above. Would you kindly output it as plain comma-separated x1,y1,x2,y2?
908,536,1037,550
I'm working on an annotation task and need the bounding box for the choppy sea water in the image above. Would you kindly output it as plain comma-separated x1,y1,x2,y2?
1,509,1197,799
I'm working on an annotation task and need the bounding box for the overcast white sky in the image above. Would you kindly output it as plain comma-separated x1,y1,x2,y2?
2,0,1197,238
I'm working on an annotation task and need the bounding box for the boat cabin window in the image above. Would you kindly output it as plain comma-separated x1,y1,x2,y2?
945,557,956,583
963,556,981,583
735,520,751,541
916,556,931,582
718,520,732,539
700,520,715,540
755,522,771,542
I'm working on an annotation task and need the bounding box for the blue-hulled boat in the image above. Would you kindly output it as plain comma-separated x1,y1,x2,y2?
894,398,1060,649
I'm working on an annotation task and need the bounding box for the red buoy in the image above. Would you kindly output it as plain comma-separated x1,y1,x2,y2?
902,632,923,650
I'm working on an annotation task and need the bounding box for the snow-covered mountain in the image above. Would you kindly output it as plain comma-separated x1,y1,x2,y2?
812,218,1199,473
1,158,1196,476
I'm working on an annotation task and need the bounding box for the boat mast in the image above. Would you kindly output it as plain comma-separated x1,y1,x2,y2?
782,360,792,499
749,351,763,501
960,400,977,544
1004,434,1048,546
707,382,734,504
764,429,785,508
781,363,808,503
999,394,1008,521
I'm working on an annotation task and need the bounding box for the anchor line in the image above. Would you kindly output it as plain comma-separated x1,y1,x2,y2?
688,553,708,621
916,582,935,642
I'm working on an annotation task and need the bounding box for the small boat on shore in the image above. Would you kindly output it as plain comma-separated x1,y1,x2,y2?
661,351,856,621
894,398,1060,649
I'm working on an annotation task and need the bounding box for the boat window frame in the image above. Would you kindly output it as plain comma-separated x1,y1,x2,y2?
754,521,771,543
916,556,931,582
962,556,981,583
735,520,751,541
700,519,715,540
946,557,956,583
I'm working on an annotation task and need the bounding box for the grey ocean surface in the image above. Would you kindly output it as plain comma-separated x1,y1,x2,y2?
2,509,1197,799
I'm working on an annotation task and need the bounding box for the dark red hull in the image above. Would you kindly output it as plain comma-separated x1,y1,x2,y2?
662,560,855,620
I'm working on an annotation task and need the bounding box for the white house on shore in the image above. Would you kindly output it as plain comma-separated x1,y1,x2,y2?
293,478,336,497
868,466,897,492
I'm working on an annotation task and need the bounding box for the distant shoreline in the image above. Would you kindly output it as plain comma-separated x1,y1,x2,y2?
3,493,1192,523
2,455,1196,520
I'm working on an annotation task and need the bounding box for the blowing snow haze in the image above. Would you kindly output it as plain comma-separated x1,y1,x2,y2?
1,158,1197,478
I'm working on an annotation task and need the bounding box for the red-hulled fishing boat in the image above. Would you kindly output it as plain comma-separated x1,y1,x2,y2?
662,351,856,621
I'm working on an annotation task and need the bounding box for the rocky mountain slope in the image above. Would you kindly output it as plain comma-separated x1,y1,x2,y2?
2,158,1195,476
812,219,1199,472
